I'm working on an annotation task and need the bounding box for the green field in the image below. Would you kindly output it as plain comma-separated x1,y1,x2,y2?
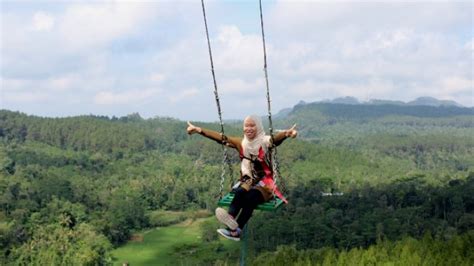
112,217,240,265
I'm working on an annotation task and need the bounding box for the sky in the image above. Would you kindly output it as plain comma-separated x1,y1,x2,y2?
1,0,472,122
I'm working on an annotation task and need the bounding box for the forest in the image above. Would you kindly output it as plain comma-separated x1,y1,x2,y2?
1,102,473,265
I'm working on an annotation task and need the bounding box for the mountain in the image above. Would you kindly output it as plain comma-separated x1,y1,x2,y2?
272,99,474,140
275,97,467,120
303,96,462,108
367,99,406,105
407,96,463,107
274,107,292,119
324,96,360,105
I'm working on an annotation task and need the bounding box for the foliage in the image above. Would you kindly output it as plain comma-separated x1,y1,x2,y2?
251,230,474,266
0,105,473,264
249,175,474,253
11,223,112,265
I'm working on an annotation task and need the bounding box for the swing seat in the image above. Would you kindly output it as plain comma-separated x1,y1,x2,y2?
217,192,284,212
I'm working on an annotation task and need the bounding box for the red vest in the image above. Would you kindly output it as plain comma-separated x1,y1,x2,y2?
240,147,288,204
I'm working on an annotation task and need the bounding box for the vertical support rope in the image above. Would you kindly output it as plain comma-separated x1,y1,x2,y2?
259,0,273,138
240,225,248,266
201,0,232,199
259,0,285,200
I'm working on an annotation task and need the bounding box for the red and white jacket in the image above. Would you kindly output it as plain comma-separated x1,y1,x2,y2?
239,146,288,204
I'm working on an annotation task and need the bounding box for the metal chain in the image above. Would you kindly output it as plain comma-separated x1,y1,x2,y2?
201,0,232,199
259,0,286,199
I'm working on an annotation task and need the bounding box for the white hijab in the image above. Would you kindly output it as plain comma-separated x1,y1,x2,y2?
241,115,271,178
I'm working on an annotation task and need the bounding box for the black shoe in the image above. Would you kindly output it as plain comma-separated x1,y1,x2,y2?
217,228,241,241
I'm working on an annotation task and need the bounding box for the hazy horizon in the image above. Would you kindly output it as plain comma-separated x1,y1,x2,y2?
2,95,472,122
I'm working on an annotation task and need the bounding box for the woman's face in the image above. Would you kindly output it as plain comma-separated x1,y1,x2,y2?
243,118,257,140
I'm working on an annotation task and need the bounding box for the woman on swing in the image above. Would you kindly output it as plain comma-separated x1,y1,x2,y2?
187,115,297,241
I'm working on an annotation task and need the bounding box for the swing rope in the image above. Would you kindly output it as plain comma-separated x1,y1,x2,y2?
200,0,233,199
201,0,286,203
201,1,283,265
259,0,287,198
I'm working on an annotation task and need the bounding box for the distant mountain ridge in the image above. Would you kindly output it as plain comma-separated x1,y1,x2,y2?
318,96,463,107
275,96,469,119
405,97,462,107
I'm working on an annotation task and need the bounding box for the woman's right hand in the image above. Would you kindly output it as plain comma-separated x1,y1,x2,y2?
187,121,202,135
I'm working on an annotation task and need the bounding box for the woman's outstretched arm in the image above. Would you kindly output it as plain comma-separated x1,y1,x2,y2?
187,121,240,149
272,124,298,146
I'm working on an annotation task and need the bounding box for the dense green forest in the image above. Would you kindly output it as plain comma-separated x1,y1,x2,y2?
1,103,473,265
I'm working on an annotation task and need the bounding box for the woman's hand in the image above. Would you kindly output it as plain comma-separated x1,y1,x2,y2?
285,124,298,138
187,121,202,135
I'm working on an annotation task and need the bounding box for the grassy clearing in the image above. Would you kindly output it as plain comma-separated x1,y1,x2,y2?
112,216,240,265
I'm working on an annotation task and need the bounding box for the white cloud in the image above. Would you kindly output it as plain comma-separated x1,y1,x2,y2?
2,2,158,66
1,77,53,103
437,76,473,104
289,60,342,78
220,78,264,94
1,77,30,91
1,74,87,105
372,29,413,50
440,77,472,92
32,11,55,31
47,75,78,92
466,38,474,58
94,88,160,105
3,91,51,104
265,2,471,106
269,1,470,37
214,25,263,74
292,80,319,98
58,2,155,52
150,73,166,83
291,78,398,101
169,88,199,104
1,1,472,120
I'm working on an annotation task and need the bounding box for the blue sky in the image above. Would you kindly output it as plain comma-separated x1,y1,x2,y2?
1,0,472,121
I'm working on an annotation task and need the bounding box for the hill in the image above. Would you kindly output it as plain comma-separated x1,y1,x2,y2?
407,96,463,107
276,100,472,120
272,102,473,143
292,96,465,109
0,108,473,264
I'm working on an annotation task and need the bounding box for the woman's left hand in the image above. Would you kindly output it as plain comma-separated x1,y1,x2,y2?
285,124,298,138
187,121,202,135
